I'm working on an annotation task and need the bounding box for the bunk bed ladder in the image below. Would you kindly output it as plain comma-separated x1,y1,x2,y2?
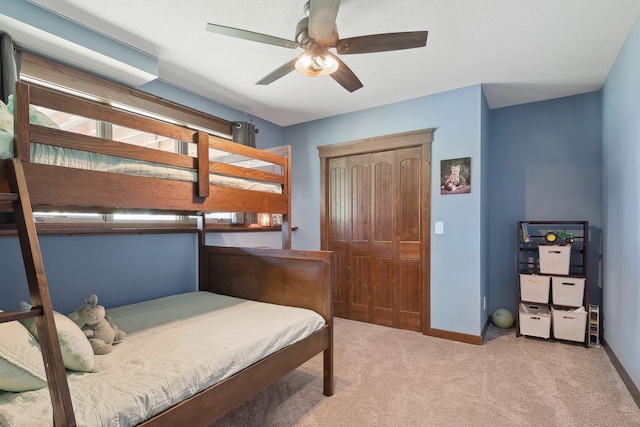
0,158,77,426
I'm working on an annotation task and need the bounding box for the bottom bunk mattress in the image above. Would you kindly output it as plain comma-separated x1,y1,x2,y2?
0,291,325,426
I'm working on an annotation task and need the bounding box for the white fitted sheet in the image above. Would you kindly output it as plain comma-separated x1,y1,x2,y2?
0,292,325,426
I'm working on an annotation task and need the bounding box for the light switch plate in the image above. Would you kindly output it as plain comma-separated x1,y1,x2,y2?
435,221,444,234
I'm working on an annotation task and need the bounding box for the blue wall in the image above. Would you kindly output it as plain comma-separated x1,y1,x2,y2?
602,16,640,392
487,92,603,314
283,85,487,336
0,233,196,314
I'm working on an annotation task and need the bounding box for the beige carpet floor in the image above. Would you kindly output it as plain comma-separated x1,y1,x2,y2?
212,318,640,427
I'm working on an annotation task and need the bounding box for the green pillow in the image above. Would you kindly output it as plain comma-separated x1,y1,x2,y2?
0,100,15,159
19,302,95,372
0,310,48,392
6,95,60,129
0,100,13,133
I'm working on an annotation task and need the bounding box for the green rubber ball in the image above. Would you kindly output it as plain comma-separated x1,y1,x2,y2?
492,308,514,329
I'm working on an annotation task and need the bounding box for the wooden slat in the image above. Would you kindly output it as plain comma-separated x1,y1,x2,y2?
196,131,209,198
0,307,44,324
0,193,18,203
209,135,286,166
31,126,197,169
21,51,234,137
22,163,289,214
6,158,76,426
209,161,285,185
26,83,195,142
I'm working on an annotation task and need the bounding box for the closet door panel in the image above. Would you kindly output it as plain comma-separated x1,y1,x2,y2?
328,157,348,318
396,147,422,331
398,153,420,241
348,155,370,322
372,256,394,326
371,152,395,326
398,257,421,330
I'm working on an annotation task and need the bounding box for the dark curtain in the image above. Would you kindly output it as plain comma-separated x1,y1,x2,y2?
232,121,256,148
0,32,20,223
0,32,20,104
232,121,258,224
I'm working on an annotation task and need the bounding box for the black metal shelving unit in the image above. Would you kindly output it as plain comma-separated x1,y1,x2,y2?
516,220,589,348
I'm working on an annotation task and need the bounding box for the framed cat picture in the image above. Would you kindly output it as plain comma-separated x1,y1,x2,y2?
440,157,471,195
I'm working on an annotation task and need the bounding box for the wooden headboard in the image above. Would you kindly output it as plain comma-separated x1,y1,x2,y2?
201,246,334,323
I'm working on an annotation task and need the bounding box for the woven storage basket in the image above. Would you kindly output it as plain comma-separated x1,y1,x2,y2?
552,276,585,307
520,274,550,304
552,307,587,342
539,245,571,275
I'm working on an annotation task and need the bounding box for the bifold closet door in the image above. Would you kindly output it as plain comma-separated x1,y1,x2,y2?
328,147,422,331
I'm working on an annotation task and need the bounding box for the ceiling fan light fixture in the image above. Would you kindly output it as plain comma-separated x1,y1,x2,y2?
295,46,338,77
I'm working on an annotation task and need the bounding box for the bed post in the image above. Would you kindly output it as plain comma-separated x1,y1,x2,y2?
324,251,335,396
196,212,207,291
195,131,209,198
282,145,292,249
14,82,31,162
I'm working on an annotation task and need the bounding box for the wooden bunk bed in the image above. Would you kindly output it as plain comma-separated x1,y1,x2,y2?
0,80,334,426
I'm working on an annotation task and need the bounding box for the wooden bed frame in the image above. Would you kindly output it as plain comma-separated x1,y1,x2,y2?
1,80,293,248
0,81,334,426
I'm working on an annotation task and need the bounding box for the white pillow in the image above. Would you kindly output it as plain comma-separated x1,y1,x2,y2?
20,303,95,372
0,311,48,392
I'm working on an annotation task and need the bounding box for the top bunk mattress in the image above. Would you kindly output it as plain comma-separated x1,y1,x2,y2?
0,135,282,194
0,291,325,427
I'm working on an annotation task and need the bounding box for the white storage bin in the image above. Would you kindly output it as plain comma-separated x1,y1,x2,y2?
519,274,550,303
552,307,587,342
552,276,585,307
519,303,551,339
539,245,571,275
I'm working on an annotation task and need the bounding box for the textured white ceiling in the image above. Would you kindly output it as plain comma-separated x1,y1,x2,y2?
25,0,640,126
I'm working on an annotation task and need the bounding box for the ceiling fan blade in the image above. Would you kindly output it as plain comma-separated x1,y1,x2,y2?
308,0,340,44
206,23,299,49
328,54,363,92
336,31,428,54
256,58,298,85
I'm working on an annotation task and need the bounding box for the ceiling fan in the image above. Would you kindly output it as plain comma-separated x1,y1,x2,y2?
205,0,428,92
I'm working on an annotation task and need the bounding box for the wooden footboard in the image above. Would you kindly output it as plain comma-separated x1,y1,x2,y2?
138,246,334,426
